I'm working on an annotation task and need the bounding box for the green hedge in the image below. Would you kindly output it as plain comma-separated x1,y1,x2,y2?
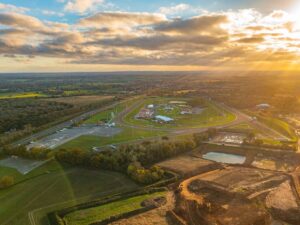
145,171,179,188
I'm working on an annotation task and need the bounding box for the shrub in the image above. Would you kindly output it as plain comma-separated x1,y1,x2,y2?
0,176,14,189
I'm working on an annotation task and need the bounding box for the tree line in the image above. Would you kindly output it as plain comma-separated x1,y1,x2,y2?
1,130,214,185
54,137,197,184
0,99,73,134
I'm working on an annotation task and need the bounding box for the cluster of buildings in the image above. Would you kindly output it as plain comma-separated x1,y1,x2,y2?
135,108,155,119
135,104,174,123
135,100,204,123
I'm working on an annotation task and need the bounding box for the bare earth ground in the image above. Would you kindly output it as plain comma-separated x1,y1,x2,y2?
266,181,298,211
156,154,219,177
252,156,296,172
109,192,175,225
174,166,299,225
197,167,287,195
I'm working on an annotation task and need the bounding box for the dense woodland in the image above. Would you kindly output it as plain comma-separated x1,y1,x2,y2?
0,99,73,133
0,73,175,96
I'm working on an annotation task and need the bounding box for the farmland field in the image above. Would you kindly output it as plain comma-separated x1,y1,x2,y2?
59,127,167,151
0,160,139,225
63,191,167,225
0,92,46,99
123,97,236,129
45,95,114,106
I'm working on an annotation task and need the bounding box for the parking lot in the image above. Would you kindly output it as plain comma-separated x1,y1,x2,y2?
27,125,122,149
0,157,47,174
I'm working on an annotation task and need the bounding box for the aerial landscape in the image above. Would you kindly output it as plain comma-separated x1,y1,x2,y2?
1,0,300,225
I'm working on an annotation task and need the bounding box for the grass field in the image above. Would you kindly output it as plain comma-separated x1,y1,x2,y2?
257,115,298,141
84,103,126,124
63,191,166,225
0,160,139,225
59,127,167,151
63,90,94,96
0,92,46,99
83,98,139,124
260,138,283,146
124,97,236,129
225,123,255,132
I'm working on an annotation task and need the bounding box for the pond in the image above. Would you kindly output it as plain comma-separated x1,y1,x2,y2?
202,152,246,164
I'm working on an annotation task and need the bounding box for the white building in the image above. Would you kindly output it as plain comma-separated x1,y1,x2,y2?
256,103,271,110
155,115,174,123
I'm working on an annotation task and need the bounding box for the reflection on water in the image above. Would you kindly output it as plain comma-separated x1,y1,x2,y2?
203,152,246,164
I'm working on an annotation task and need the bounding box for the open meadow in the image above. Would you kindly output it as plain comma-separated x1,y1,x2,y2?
0,160,139,225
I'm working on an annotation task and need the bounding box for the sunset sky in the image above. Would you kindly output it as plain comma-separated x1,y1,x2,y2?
1,0,300,72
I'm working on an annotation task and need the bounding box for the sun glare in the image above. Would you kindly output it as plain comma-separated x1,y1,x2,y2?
289,2,300,29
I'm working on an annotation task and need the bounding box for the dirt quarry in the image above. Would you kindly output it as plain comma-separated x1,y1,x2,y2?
171,166,300,225
266,181,300,224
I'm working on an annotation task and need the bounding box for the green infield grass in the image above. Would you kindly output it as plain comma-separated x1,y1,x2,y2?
123,97,236,129
83,98,139,124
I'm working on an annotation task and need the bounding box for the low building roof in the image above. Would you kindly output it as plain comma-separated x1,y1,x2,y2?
155,115,174,122
256,103,271,108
